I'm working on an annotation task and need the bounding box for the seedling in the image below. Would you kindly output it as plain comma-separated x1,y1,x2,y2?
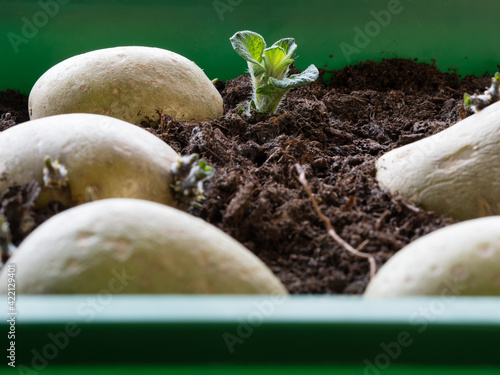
230,30,319,115
464,72,500,113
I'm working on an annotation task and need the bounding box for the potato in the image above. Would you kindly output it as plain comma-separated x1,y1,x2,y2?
0,198,288,295
376,101,500,220
364,216,500,297
29,46,223,125
0,113,178,208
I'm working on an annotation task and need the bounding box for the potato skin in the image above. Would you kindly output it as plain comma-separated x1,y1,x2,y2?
29,46,223,125
0,198,288,295
0,113,178,207
376,101,500,220
364,216,500,297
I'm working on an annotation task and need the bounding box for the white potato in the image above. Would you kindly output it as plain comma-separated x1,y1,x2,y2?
0,113,178,207
0,198,288,295
29,46,223,125
364,216,500,296
376,101,500,220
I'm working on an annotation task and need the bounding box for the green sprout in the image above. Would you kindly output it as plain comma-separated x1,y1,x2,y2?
171,153,214,209
43,155,68,189
230,30,319,115
464,72,500,113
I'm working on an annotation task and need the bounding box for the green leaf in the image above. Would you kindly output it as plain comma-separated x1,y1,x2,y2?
272,38,297,59
198,160,213,174
230,31,266,66
256,84,280,95
463,93,471,107
269,64,319,90
251,65,266,77
263,46,286,68
279,58,294,71
195,160,213,179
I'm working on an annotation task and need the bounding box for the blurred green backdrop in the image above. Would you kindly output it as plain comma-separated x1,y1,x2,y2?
1,0,499,93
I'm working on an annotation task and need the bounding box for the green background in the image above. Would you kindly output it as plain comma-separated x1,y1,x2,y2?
1,0,500,93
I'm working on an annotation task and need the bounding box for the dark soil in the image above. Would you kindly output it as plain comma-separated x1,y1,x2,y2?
0,89,29,131
0,58,493,293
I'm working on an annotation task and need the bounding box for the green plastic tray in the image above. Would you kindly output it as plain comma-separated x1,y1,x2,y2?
1,0,500,373
2,296,500,373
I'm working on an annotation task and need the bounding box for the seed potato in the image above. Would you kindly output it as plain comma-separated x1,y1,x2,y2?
376,101,500,220
0,198,288,295
29,46,224,125
364,216,500,297
0,113,178,208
